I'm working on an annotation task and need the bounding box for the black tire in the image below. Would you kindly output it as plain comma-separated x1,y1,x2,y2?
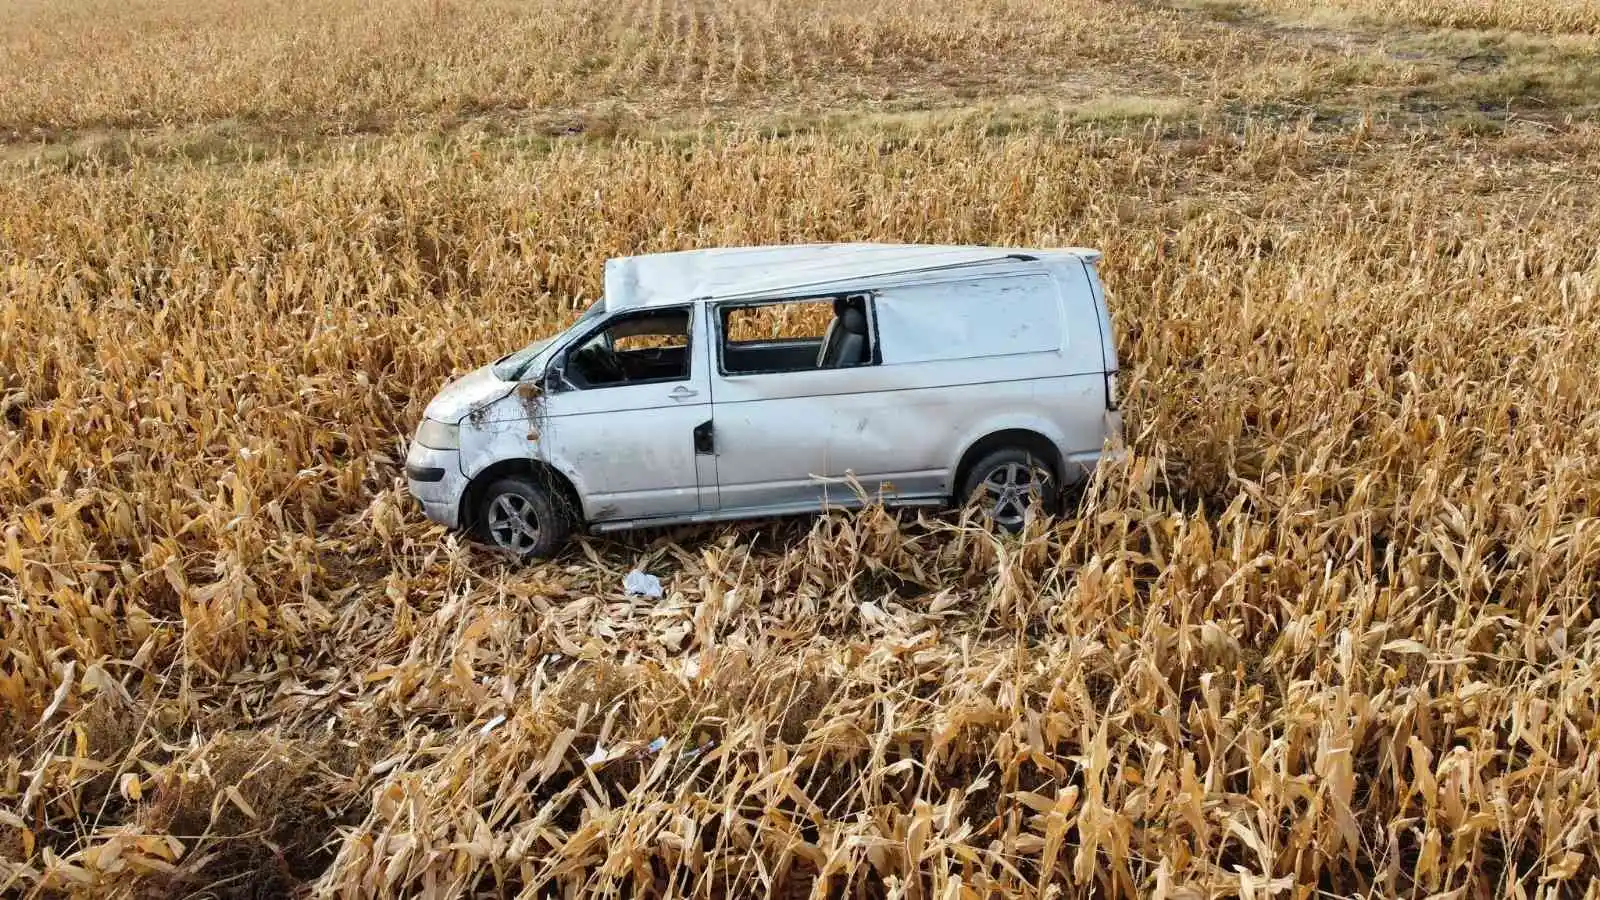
958,448,1059,532
473,477,572,559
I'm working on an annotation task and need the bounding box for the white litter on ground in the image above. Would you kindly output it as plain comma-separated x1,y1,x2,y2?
623,570,663,598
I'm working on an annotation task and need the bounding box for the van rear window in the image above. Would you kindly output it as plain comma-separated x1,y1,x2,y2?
874,274,1062,365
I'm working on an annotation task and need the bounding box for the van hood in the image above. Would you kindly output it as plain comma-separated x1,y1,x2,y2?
423,364,516,424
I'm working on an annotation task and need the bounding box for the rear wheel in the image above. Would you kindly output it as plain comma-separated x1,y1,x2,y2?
960,448,1058,532
474,477,571,559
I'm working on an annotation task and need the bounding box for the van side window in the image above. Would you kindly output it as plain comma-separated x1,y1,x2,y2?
717,294,876,375
561,307,692,389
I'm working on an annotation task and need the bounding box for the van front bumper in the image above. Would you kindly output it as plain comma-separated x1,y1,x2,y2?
405,441,468,529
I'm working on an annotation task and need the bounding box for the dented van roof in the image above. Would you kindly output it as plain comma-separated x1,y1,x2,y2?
602,243,1102,311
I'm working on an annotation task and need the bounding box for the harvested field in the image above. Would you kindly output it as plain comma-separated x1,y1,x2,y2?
3,0,1600,898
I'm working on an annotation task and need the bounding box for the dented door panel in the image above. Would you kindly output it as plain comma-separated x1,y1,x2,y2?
458,309,713,523
708,350,1102,510
706,264,1107,510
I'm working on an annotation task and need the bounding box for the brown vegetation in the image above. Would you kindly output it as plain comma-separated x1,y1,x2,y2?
1258,0,1600,34
3,0,1599,897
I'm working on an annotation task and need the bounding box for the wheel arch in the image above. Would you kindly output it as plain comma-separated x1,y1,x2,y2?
459,458,585,531
950,427,1067,503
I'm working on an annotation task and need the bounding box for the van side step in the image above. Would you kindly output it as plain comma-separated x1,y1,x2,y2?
589,496,947,534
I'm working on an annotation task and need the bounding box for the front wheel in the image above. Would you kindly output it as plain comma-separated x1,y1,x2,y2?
959,448,1059,532
474,477,571,559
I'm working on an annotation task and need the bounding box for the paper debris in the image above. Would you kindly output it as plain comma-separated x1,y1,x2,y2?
623,570,663,598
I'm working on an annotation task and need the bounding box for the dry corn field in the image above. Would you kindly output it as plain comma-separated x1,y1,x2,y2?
3,0,1600,898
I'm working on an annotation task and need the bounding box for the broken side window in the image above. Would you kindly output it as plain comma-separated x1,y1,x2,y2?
717,294,876,375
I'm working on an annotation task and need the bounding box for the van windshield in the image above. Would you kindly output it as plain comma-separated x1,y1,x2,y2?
492,298,606,380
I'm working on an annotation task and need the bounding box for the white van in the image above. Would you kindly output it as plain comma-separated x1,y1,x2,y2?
405,243,1122,557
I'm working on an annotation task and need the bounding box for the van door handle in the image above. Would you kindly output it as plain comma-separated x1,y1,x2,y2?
669,386,699,401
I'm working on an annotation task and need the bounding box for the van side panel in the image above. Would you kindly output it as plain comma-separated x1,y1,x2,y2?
877,265,1109,482
874,273,1063,364
710,366,1094,507
707,265,1110,509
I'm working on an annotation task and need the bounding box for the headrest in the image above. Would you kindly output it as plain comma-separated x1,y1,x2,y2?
833,296,850,316
840,307,868,334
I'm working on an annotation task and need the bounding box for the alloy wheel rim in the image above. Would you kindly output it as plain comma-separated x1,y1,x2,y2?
486,492,540,553
978,461,1042,527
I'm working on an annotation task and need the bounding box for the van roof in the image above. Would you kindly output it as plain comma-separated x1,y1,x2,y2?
602,242,1102,311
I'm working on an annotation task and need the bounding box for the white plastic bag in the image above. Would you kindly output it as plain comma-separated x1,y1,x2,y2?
623,570,663,598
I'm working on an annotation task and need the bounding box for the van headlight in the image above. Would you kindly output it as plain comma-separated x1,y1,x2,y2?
415,418,460,450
